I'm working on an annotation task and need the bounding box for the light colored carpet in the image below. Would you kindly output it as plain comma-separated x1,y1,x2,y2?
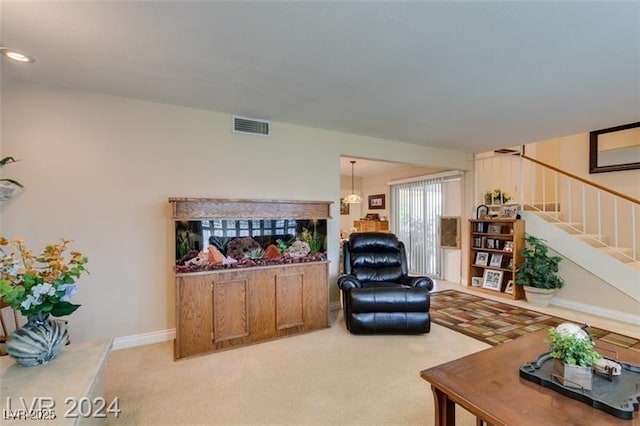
104,314,490,425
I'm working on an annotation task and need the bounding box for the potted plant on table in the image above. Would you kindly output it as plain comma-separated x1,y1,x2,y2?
548,323,601,390
516,235,564,307
0,156,23,201
0,237,89,366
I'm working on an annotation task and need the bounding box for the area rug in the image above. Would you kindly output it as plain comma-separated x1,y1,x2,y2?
430,289,640,352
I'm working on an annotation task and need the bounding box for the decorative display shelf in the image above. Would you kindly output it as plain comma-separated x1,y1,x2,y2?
467,218,525,300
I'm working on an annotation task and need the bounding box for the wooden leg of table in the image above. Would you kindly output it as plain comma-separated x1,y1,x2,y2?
431,385,455,426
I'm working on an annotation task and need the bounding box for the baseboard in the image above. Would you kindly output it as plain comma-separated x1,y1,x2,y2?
112,305,343,350
552,297,640,326
112,328,176,351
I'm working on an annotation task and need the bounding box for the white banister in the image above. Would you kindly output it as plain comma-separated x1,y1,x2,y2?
474,153,639,264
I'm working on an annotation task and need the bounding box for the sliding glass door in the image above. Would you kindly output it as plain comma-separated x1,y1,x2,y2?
390,177,443,277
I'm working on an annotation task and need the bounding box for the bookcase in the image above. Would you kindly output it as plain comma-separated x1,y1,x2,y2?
468,219,525,300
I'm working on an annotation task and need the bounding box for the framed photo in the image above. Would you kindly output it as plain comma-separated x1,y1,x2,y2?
489,253,503,268
340,198,350,215
507,257,514,269
472,237,482,248
476,204,489,219
487,223,502,234
475,251,489,266
482,269,504,291
486,238,495,249
499,204,518,218
504,280,514,294
503,241,514,252
471,277,483,287
368,194,385,210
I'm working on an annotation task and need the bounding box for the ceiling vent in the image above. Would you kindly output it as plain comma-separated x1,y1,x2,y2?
233,116,270,136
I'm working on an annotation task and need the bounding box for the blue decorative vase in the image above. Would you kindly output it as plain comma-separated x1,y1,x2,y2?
6,314,69,367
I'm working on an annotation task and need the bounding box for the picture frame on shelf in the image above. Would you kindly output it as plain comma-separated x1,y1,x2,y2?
499,204,519,218
471,277,483,287
475,251,489,266
503,241,514,252
489,253,503,268
487,223,503,234
476,204,489,219
482,269,503,291
368,194,385,210
486,238,495,249
504,280,514,294
473,237,483,248
507,257,514,269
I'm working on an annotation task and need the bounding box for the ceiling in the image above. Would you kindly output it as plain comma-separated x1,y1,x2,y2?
339,156,435,177
2,1,639,153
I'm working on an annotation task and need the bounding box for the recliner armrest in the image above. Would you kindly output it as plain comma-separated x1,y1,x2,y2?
403,276,434,291
337,274,362,291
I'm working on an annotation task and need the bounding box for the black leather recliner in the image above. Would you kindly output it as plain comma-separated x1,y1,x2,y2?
337,232,434,334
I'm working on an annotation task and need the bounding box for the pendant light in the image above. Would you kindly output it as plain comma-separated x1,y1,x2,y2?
343,160,362,204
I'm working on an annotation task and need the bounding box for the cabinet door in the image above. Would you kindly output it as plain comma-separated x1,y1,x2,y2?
176,276,213,359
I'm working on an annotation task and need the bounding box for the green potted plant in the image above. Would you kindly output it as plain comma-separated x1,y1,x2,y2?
516,235,564,307
0,156,24,201
548,323,601,390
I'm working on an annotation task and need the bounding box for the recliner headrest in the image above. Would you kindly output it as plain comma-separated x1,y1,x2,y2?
349,232,400,253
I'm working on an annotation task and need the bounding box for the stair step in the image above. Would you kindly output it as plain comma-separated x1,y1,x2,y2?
597,246,636,262
627,262,640,272
528,201,561,212
554,222,584,233
574,234,609,247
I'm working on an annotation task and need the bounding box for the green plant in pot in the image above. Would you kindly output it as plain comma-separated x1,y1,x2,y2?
516,235,564,307
0,156,23,201
548,323,601,390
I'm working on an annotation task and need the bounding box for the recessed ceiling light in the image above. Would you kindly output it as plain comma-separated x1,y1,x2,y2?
0,48,35,63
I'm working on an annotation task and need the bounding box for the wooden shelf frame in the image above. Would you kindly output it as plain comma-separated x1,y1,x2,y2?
468,219,525,300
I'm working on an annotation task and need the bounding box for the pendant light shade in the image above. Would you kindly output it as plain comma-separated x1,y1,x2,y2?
344,160,362,204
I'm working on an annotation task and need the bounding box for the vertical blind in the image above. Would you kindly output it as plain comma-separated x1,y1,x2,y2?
390,177,443,277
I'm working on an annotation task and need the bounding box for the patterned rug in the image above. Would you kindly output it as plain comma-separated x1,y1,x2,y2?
430,289,640,352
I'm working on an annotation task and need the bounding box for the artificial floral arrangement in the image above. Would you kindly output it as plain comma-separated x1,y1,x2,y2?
0,237,88,317
484,188,511,204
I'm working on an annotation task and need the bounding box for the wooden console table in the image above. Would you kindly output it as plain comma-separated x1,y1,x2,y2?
0,339,113,425
420,330,640,425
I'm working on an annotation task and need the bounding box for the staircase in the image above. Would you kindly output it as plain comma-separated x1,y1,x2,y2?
475,151,640,302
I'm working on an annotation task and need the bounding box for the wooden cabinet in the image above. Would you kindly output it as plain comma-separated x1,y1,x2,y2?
175,261,329,359
354,220,389,232
468,219,524,300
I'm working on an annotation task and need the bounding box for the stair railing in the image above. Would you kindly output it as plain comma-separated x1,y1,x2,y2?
474,152,639,264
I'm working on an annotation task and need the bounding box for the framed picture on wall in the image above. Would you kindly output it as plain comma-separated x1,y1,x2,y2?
368,194,386,209
340,198,350,215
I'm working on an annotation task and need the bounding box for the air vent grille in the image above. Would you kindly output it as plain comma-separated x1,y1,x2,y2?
233,116,270,136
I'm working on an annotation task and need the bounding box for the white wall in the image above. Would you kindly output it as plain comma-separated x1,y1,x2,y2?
1,81,473,343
